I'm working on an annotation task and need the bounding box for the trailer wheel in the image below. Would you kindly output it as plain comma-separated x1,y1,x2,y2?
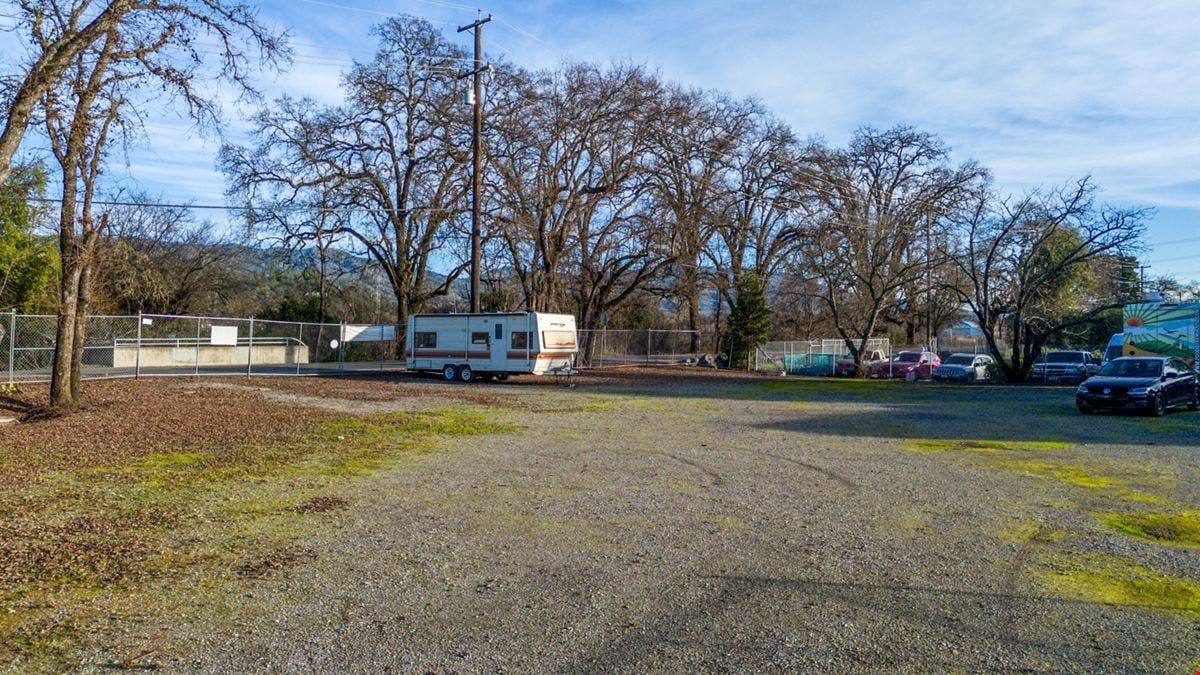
495,373,509,382
458,364,474,382
442,364,459,382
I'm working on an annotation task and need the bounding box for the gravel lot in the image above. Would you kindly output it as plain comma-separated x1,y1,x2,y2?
3,369,1199,672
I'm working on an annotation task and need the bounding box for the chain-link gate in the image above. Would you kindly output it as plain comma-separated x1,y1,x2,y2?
4,311,404,384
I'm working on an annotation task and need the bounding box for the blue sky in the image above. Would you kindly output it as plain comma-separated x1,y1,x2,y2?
4,0,1199,280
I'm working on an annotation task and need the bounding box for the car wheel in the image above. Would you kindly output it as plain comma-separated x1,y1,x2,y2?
441,364,459,382
1077,404,1094,415
966,371,976,384
1188,387,1198,411
1150,393,1167,417
458,364,474,382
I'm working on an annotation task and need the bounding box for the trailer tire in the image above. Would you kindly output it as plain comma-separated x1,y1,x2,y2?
442,364,459,382
458,364,474,382
495,373,509,382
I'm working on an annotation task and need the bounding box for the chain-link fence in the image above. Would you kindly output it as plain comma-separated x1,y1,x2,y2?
575,329,725,368
754,338,892,376
2,311,405,384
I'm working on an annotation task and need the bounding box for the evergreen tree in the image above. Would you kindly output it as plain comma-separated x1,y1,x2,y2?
0,163,57,311
727,272,771,368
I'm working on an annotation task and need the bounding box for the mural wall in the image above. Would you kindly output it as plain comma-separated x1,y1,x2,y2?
1122,302,1200,364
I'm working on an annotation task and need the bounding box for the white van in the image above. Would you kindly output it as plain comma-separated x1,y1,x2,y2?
1102,333,1125,363
406,312,577,382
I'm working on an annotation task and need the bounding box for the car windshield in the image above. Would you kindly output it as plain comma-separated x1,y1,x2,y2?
894,353,920,363
945,355,974,366
1045,352,1085,363
1098,359,1162,378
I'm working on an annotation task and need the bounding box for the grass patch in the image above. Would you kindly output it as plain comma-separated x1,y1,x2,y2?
1036,552,1200,615
906,439,1070,453
1101,511,1200,547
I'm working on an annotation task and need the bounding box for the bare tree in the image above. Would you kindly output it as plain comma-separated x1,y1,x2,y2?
17,0,285,407
644,87,755,350
795,126,987,373
487,63,673,336
706,108,804,319
947,178,1147,381
223,17,468,350
0,0,284,186
90,195,234,315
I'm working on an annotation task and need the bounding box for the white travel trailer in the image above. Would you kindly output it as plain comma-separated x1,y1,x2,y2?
405,312,578,382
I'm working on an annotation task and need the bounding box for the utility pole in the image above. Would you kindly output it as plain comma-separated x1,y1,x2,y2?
1137,264,1151,300
458,12,492,313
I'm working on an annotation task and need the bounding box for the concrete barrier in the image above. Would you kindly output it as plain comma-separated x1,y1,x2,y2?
108,344,309,368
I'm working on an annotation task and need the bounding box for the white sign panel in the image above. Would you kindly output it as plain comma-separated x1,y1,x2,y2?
341,324,396,343
210,325,239,346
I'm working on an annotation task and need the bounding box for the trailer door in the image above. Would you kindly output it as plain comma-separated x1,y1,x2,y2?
490,320,508,372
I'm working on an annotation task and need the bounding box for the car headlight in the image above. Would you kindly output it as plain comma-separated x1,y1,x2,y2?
1076,383,1088,393
1128,387,1149,396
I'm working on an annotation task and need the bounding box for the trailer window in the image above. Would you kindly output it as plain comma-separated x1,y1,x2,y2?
414,332,437,348
542,330,576,349
471,331,489,346
511,331,528,349
494,324,503,340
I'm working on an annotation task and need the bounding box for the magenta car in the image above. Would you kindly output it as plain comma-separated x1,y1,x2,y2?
869,351,941,379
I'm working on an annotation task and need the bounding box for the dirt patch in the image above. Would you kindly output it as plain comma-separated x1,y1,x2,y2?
235,546,317,578
292,495,351,514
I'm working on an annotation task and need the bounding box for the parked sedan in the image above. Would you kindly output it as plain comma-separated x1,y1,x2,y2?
869,351,940,380
1076,356,1199,416
932,353,994,383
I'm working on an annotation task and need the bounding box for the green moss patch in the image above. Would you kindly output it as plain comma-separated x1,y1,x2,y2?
994,459,1122,489
1102,511,1200,547
906,439,1070,453
1036,552,1200,615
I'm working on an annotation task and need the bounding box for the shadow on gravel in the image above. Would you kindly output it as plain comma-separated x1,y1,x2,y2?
571,573,1185,672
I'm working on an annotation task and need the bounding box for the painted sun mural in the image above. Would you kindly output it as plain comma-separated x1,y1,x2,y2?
1122,302,1199,362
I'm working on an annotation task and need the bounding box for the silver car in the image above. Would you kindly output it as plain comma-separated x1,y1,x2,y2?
932,353,994,383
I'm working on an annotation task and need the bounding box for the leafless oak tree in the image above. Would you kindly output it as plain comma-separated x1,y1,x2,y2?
946,178,1147,381
794,126,987,373
223,18,468,350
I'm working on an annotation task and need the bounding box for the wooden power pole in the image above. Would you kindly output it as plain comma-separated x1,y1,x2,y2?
458,12,492,313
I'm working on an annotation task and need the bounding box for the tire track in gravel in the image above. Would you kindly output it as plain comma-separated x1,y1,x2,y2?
751,450,858,489
663,453,725,487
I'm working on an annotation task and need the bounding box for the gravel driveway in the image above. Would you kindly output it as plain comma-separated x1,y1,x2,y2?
12,370,1200,672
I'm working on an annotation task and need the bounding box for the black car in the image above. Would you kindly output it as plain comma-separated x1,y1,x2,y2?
1076,356,1199,416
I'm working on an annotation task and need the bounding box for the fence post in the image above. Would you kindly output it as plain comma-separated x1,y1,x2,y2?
297,322,303,375
7,310,15,385
646,329,651,366
338,322,345,374
194,316,201,376
135,311,142,380
247,317,255,377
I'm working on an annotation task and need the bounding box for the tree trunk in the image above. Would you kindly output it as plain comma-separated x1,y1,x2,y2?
50,260,81,408
394,293,409,361
49,178,79,408
684,274,701,354
68,233,97,402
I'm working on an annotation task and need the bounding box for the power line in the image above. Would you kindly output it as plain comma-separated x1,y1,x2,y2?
23,196,462,215
297,0,474,18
